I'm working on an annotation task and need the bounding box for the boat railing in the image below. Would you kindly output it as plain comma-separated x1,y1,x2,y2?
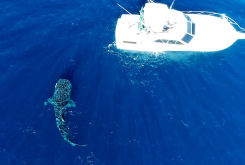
182,11,245,32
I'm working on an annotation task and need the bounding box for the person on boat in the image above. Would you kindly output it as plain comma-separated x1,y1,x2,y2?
168,21,177,28
163,22,170,32
163,20,177,32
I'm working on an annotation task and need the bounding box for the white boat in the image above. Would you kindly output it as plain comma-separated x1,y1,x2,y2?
115,2,245,52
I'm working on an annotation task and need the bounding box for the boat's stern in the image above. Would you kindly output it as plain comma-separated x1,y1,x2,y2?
115,14,140,50
115,17,124,49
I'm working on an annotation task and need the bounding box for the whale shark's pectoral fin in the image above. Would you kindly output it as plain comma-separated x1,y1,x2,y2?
44,97,57,106
67,99,76,108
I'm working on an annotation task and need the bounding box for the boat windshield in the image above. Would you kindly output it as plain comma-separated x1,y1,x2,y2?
154,39,184,45
182,34,193,43
181,14,196,43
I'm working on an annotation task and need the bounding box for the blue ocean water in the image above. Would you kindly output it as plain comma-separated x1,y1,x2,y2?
1,0,245,164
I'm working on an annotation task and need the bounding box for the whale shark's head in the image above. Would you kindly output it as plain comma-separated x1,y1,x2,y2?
53,79,72,105
55,79,71,90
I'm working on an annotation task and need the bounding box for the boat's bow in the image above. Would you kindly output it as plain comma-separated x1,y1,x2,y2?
236,32,245,39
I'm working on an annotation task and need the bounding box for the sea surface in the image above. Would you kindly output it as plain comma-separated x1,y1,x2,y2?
1,0,245,164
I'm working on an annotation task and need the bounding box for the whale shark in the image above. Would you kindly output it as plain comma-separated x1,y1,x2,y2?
45,79,86,147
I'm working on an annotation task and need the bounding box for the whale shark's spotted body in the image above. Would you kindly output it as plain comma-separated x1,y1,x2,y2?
45,79,86,147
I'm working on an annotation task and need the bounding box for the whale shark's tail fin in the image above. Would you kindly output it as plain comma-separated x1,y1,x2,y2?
75,143,88,147
68,140,87,147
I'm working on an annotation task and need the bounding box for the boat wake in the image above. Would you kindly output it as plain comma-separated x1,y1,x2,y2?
106,42,210,69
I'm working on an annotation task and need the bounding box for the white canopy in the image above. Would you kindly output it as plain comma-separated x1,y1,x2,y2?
144,3,169,32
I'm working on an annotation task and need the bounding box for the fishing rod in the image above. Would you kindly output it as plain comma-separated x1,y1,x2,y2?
117,3,132,15
170,0,176,9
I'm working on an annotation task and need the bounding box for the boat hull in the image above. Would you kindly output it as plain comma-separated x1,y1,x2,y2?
115,13,239,52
